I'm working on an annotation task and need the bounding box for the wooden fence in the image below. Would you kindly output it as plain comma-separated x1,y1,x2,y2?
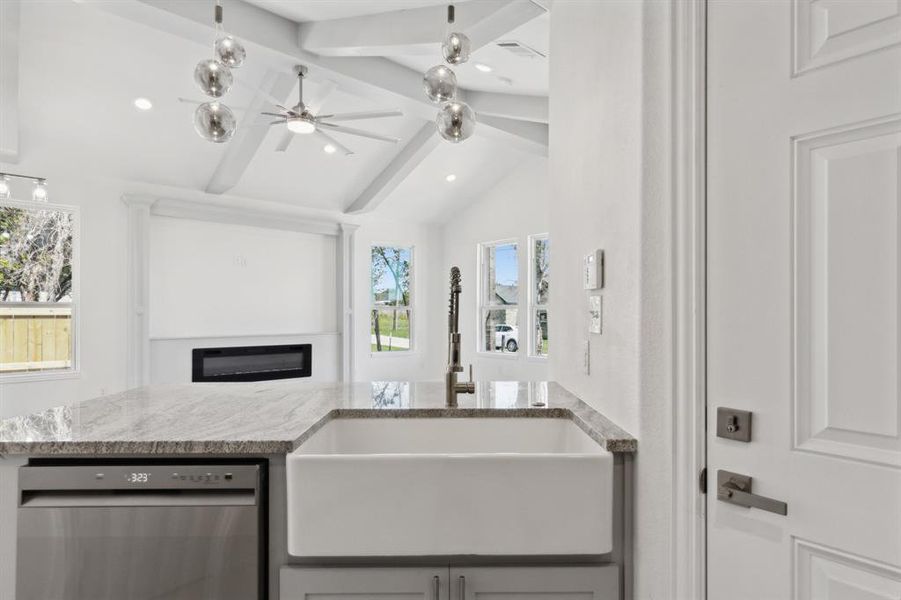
0,304,73,373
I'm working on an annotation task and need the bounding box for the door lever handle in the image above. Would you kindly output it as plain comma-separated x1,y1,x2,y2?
717,470,787,515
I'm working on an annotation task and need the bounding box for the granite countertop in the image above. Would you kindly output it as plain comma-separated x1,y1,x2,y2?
0,381,636,456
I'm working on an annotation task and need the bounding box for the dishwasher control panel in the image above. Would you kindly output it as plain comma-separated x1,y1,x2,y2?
19,463,259,492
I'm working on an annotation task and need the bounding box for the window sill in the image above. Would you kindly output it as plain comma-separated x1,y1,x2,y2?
0,369,81,384
475,351,521,360
370,351,418,358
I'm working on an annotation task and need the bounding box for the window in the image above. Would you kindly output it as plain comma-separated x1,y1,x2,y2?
529,234,549,357
0,200,78,377
370,246,412,353
479,240,519,353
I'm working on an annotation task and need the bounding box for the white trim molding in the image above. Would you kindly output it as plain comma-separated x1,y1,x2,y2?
337,223,359,382
121,193,350,388
122,194,155,389
671,1,707,599
151,197,342,237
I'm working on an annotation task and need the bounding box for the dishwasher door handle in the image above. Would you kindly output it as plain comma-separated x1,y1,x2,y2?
20,490,257,508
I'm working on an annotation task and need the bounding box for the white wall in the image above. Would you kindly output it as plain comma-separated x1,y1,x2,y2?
439,157,550,381
352,217,445,382
149,216,337,338
549,2,673,599
0,175,129,418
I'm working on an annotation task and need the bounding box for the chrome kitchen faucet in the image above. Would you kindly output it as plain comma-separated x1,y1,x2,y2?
446,266,475,407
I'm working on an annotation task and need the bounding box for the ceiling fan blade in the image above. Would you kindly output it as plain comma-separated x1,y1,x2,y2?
313,129,354,156
316,109,403,122
260,111,286,118
306,80,338,115
317,122,400,144
275,130,294,152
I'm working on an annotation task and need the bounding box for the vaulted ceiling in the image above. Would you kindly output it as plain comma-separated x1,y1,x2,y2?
4,0,548,223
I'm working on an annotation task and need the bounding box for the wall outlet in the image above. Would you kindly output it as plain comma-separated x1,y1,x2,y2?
589,295,602,334
582,339,590,375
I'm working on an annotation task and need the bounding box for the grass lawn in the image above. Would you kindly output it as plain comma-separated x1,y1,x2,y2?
371,310,410,351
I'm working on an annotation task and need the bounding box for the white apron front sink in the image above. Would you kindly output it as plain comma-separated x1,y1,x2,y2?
286,417,613,557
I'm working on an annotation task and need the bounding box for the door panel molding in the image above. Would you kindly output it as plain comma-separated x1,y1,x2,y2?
792,0,901,76
673,1,707,599
793,537,901,600
792,114,901,468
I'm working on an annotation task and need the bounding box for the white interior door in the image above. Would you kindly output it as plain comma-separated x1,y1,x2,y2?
707,1,901,598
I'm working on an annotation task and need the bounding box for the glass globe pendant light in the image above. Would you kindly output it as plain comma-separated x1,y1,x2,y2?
193,102,237,143
191,1,246,143
442,5,471,65
423,65,457,103
437,101,475,143
194,58,233,98
215,35,246,68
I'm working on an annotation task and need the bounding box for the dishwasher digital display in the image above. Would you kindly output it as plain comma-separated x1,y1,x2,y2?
125,472,150,483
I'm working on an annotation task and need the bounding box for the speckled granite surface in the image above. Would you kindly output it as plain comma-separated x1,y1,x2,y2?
0,381,636,456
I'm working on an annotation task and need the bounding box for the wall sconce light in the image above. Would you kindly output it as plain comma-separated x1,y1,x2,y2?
32,180,48,202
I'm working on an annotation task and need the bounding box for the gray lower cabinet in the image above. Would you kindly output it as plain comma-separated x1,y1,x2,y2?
280,567,448,600
280,565,618,600
451,566,618,600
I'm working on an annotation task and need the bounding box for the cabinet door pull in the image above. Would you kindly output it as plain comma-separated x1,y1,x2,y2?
433,575,440,600
458,575,465,600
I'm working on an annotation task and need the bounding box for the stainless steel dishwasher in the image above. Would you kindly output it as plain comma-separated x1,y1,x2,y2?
16,461,266,600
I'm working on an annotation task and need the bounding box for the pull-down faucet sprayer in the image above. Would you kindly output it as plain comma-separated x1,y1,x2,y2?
446,267,475,407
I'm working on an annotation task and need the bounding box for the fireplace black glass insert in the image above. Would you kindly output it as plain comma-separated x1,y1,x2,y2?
192,344,312,382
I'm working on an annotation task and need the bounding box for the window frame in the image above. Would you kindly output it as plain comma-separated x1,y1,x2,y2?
527,233,549,360
369,243,415,356
476,238,520,358
0,198,81,382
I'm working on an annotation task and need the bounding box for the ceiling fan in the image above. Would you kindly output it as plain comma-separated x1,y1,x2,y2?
261,66,404,155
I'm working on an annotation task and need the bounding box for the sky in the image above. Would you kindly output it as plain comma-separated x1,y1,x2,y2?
494,243,518,286
372,247,411,300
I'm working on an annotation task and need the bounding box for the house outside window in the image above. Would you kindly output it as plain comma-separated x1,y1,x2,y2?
0,200,79,378
370,245,412,353
529,234,549,357
479,240,519,354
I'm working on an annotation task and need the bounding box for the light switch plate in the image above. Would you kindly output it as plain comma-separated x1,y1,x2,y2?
583,250,605,290
716,407,752,442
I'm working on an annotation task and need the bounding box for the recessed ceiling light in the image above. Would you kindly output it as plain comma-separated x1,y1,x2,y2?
474,63,493,73
323,144,337,154
445,174,457,182
133,97,153,111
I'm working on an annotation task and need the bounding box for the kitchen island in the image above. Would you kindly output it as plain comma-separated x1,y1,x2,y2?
0,381,636,600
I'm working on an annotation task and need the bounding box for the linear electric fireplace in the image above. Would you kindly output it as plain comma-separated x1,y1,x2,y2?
192,344,312,382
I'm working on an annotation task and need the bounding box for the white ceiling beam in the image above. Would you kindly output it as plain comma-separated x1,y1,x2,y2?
205,70,295,194
344,122,441,214
477,115,548,156
0,0,20,163
298,0,546,58
466,90,547,124
86,0,546,152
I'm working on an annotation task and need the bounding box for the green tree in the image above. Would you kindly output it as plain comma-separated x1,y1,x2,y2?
0,207,73,302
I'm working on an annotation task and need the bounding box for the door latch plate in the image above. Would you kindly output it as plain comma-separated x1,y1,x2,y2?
716,407,752,442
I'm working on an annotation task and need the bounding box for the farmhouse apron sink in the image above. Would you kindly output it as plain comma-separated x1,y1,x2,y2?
286,417,613,557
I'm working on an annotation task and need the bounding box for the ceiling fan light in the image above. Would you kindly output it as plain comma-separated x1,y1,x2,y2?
287,118,316,134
